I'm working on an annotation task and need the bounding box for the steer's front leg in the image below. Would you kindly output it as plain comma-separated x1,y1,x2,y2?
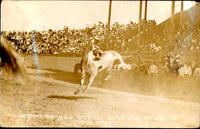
74,69,86,95
83,71,97,93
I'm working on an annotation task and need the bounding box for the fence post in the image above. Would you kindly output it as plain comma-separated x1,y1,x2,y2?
180,0,184,27
106,0,112,50
170,1,175,50
144,0,148,43
144,0,148,22
137,0,143,50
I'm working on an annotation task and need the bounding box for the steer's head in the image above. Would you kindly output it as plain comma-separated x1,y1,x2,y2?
117,63,131,70
125,64,132,70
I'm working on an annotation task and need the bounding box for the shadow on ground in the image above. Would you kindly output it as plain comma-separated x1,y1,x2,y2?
47,95,97,101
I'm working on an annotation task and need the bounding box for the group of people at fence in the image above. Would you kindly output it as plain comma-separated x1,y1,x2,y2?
146,52,200,79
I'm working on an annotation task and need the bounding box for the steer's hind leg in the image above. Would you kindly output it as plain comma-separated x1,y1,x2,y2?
103,67,113,81
100,68,113,87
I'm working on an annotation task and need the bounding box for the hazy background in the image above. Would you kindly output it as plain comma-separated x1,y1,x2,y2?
1,0,196,31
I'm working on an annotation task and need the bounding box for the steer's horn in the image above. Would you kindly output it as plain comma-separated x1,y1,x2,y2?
122,55,132,59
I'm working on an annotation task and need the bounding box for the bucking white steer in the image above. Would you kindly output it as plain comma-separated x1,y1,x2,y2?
178,64,192,77
74,50,131,95
193,67,200,79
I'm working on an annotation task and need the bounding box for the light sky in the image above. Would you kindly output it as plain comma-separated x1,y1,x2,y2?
1,0,197,31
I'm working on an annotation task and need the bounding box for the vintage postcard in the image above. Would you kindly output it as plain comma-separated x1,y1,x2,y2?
0,0,200,127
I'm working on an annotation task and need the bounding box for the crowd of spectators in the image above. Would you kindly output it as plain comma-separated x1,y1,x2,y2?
1,18,200,58
153,20,200,56
1,20,156,56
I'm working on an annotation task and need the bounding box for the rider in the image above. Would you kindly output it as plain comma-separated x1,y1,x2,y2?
91,37,103,61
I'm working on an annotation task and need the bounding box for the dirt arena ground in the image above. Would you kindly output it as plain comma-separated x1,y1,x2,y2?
0,55,199,127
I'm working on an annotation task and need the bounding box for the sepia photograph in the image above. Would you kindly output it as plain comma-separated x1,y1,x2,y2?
0,0,200,127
